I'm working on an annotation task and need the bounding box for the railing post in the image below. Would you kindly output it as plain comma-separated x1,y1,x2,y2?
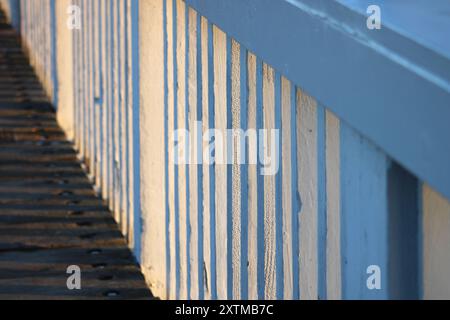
340,123,420,299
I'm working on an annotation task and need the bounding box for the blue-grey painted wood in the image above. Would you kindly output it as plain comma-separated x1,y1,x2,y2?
255,57,265,299
290,85,300,300
387,162,420,299
274,72,283,299
239,45,249,300
417,183,424,300
5,0,20,30
50,0,57,107
130,0,142,261
340,123,389,299
336,0,450,61
340,122,421,299
130,0,142,262
185,0,450,201
207,21,217,300
317,104,327,300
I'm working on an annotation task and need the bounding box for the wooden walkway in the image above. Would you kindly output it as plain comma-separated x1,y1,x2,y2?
0,10,152,299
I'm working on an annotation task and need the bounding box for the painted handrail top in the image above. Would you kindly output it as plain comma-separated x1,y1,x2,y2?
185,0,450,200
336,0,450,61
